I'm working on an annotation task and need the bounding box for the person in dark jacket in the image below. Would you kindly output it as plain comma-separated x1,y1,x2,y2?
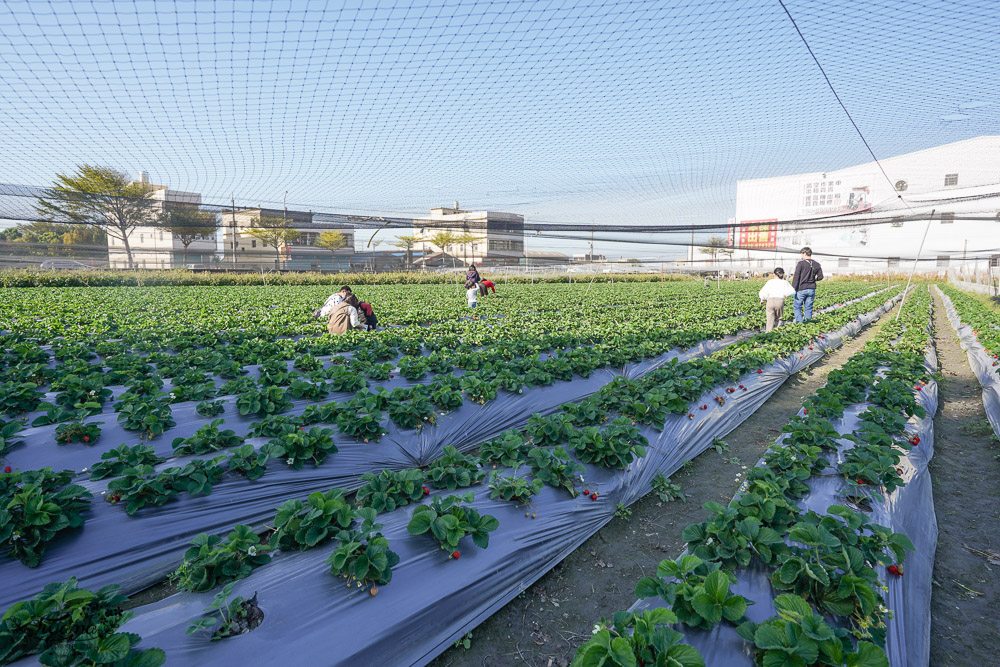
466,264,481,288
791,247,824,323
358,301,378,330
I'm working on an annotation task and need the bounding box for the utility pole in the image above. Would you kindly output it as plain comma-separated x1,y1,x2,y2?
230,196,237,271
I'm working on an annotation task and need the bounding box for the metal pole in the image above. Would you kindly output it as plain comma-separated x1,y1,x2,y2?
895,209,934,322
230,196,237,270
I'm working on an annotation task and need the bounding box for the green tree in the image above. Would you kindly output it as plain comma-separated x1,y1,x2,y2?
426,232,459,267
245,216,300,269
391,234,422,270
316,230,348,253
453,232,480,266
161,206,219,267
0,222,107,259
34,165,159,268
698,236,733,265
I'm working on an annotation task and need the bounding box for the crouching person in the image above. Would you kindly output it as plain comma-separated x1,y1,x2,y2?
358,301,378,331
328,294,367,334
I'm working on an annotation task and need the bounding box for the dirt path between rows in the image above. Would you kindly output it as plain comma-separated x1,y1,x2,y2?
928,289,1000,664
431,311,894,667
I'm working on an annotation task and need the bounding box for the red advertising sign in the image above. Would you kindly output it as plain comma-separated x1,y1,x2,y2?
737,219,777,249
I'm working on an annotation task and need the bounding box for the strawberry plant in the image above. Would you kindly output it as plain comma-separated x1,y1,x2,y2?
387,395,437,430
0,381,43,416
561,398,607,426
288,377,329,401
88,444,164,480
651,473,686,503
0,419,24,456
526,413,575,446
480,430,532,468
681,500,792,569
460,375,498,404
0,469,91,567
293,353,323,372
634,555,748,630
226,444,269,480
488,471,543,507
236,385,292,417
0,578,165,666
172,524,271,592
327,366,368,393
336,408,384,443
166,457,226,496
115,395,176,438
168,382,218,403
328,508,400,592
570,609,704,667
30,402,99,426
186,582,264,641
220,376,257,396
196,399,226,417
52,373,111,408
265,427,338,469
570,418,647,469
356,468,426,513
527,446,585,497
398,356,429,380
53,420,102,445
297,401,341,425
248,414,298,438
736,594,886,667
407,491,499,553
171,419,245,455
426,446,486,490
270,488,355,551
430,384,464,410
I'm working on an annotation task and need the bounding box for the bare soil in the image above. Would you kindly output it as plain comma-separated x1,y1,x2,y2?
927,289,1000,664
430,316,891,667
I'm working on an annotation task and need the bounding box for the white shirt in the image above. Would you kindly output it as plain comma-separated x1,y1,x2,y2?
319,293,345,318
758,278,796,300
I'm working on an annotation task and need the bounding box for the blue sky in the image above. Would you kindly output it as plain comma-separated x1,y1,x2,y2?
0,0,997,258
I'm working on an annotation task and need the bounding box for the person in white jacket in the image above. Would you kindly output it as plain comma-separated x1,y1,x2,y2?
758,268,796,332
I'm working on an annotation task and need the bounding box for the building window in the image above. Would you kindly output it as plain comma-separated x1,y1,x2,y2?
936,255,949,268
944,173,958,186
251,240,257,247
890,217,904,228
888,257,900,268
990,255,1000,268
940,213,955,224
838,258,849,268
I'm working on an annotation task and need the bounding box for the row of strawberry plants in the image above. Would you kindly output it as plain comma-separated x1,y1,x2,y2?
0,285,901,665
571,287,933,666
0,289,899,577
937,283,1000,369
124,289,904,591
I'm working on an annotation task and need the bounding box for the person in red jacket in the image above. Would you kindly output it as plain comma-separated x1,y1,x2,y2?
480,279,495,295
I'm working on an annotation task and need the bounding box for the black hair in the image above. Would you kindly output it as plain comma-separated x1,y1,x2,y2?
800,247,812,257
773,267,785,278
339,285,352,293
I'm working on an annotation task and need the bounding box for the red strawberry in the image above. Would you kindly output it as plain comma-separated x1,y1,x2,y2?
590,493,597,500
803,409,808,415
888,564,903,576
583,489,590,495
857,479,865,485
3,466,11,473
83,436,90,442
451,551,460,559
701,405,707,410
756,369,763,374
422,485,430,496
915,386,922,391
808,347,813,350
688,413,694,419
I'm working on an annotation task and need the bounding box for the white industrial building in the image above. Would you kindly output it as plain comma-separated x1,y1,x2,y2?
413,205,525,267
107,172,216,269
691,136,1000,275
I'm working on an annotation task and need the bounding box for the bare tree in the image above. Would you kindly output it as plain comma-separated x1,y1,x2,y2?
35,165,159,269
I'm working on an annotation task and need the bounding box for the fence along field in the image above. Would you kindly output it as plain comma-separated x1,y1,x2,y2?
0,278,922,666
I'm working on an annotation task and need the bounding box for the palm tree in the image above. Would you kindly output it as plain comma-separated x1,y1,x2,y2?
391,234,422,270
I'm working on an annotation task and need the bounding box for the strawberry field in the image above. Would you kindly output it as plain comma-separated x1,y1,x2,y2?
0,279,962,666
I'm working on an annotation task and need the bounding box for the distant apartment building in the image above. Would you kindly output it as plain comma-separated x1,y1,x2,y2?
220,207,355,271
107,171,215,269
413,205,525,267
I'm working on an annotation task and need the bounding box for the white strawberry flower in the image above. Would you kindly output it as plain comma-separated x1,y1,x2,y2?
248,546,257,556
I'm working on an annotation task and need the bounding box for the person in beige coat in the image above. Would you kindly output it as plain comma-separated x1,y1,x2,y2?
327,293,367,334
